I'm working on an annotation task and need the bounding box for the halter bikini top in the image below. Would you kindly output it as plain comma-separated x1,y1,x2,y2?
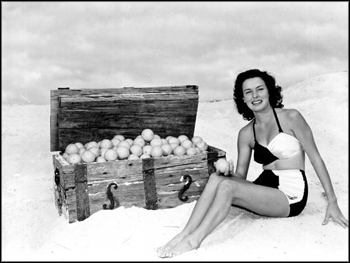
253,108,303,165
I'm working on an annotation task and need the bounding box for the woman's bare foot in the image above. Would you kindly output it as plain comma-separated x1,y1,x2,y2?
158,236,200,258
156,232,187,256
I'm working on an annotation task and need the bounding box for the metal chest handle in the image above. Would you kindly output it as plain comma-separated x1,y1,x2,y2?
103,182,118,210
178,174,193,202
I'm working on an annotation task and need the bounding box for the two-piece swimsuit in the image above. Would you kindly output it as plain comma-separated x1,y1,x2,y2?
252,108,308,217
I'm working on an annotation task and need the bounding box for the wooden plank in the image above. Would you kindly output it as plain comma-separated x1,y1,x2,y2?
75,164,90,221
57,112,197,129
142,158,158,209
65,189,77,223
88,181,147,213
63,180,148,223
52,146,224,189
60,96,198,108
60,95,199,107
154,166,208,186
51,86,198,99
50,90,60,151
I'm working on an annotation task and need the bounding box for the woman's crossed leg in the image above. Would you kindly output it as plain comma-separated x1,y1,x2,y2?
157,173,290,258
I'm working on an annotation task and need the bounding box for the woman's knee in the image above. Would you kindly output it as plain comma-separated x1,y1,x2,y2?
217,178,241,198
208,172,225,185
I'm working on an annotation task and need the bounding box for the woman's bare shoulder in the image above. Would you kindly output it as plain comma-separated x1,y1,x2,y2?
238,120,254,138
277,107,303,121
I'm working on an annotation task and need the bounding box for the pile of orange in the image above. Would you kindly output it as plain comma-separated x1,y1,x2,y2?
63,129,209,164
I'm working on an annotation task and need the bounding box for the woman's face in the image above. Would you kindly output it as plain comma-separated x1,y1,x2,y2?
242,77,270,111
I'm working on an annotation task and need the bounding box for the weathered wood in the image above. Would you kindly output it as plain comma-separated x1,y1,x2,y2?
50,85,199,152
50,85,227,223
51,145,224,223
142,158,159,209
88,181,146,213
51,86,198,100
58,111,197,129
65,189,77,223
50,91,60,152
60,98,199,110
75,164,90,221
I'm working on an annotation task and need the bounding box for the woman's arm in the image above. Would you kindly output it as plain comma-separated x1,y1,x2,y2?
234,125,253,180
289,109,348,228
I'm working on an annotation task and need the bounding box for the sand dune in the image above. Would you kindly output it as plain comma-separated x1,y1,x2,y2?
2,71,348,261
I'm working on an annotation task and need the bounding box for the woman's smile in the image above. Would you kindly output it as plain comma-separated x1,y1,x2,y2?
252,99,263,105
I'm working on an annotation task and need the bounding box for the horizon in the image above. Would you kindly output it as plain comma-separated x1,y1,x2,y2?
2,70,347,106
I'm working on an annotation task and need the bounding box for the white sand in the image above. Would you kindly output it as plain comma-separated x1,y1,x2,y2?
2,71,348,261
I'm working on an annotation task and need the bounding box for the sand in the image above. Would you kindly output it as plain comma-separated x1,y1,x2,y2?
2,71,348,261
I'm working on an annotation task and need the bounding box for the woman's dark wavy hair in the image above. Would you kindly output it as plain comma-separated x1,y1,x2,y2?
233,69,284,121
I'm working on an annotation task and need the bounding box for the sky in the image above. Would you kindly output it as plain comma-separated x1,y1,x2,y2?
2,2,348,105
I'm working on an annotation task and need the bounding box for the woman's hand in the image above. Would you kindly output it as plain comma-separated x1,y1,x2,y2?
227,159,234,176
322,201,348,228
214,159,234,176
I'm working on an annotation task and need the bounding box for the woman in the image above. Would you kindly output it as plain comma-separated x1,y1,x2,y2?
157,69,348,258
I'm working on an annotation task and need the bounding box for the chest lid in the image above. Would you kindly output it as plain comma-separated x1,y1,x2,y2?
50,85,199,152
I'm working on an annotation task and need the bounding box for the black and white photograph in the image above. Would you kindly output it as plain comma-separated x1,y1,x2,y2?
2,2,348,261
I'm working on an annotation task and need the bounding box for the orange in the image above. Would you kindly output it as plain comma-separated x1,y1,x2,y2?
133,137,146,148
161,144,173,156
186,147,197,156
181,139,193,149
128,154,139,160
81,150,96,163
191,136,203,145
215,158,229,174
100,147,109,158
100,139,113,149
78,147,86,156
140,154,151,159
166,136,175,142
178,135,189,143
116,146,130,160
118,141,131,149
89,146,100,157
143,145,153,155
86,141,99,150
114,134,125,141
130,145,143,156
63,152,69,160
96,156,107,163
125,139,134,146
150,138,163,147
168,137,180,146
141,129,154,142
75,142,84,149
111,138,121,147
67,153,82,164
196,141,208,152
151,146,163,157
104,149,118,161
170,143,179,150
173,146,186,156
65,144,79,155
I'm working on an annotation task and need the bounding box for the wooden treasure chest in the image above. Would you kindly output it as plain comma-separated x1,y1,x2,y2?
50,85,226,223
